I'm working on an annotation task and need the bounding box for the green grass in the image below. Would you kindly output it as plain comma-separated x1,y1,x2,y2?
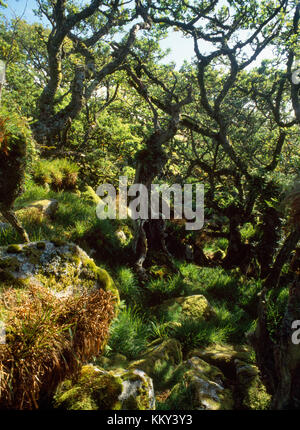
115,267,142,306
139,262,263,350
31,158,79,191
0,181,134,265
178,263,261,311
0,180,97,245
106,261,262,355
266,286,289,343
0,178,265,366
144,273,186,303
105,302,150,360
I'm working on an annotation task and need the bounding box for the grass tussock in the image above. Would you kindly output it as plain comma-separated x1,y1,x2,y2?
0,282,116,410
32,159,79,192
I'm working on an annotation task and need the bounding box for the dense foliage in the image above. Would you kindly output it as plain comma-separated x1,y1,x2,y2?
0,0,299,411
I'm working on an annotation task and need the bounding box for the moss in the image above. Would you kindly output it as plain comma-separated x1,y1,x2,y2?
179,295,214,319
96,353,128,370
188,344,253,378
55,385,96,410
0,256,20,272
22,246,43,265
36,241,46,250
153,295,215,323
175,357,224,385
52,239,68,247
34,264,94,294
245,378,271,410
82,257,120,305
54,364,156,411
158,357,234,410
54,365,123,410
129,339,182,389
120,373,152,410
65,253,81,267
235,360,271,410
7,244,23,253
158,381,191,410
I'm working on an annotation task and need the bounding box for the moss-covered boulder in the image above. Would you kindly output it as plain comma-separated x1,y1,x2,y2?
187,344,270,409
0,241,119,409
235,359,271,410
16,199,59,219
0,240,119,299
160,356,234,410
54,364,155,410
187,344,253,378
96,352,129,370
152,294,216,322
129,338,182,390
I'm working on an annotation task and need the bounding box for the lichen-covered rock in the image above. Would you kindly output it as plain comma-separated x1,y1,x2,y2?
128,338,182,388
187,344,253,378
187,344,270,409
152,294,216,322
234,359,271,410
115,226,133,247
16,199,59,219
115,230,127,244
54,364,155,410
0,241,119,409
96,352,129,370
0,240,119,300
162,356,234,410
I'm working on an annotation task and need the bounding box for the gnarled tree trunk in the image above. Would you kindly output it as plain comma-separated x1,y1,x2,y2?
249,227,300,409
0,134,29,242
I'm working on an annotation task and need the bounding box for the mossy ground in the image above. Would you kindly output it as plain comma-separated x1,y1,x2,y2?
0,179,274,410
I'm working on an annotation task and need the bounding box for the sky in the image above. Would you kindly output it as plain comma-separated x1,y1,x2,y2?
2,0,276,69
3,0,39,25
2,0,195,67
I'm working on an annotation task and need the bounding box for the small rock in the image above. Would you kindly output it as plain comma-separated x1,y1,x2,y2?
234,359,271,409
115,230,127,244
188,344,253,378
54,364,155,410
165,356,234,410
17,199,59,219
129,338,182,386
152,294,216,322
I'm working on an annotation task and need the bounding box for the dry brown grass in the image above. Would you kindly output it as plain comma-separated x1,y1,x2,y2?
62,171,78,191
0,282,117,409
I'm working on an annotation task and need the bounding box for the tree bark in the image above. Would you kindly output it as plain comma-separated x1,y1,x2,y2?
256,207,282,279
1,208,29,243
249,228,300,408
131,130,171,279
